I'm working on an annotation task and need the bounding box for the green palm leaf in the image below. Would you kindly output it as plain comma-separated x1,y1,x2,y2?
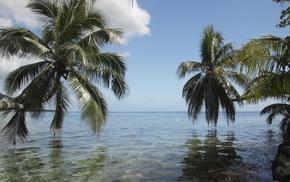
0,27,49,58
69,69,108,134
51,80,70,131
4,61,52,95
1,111,28,144
177,61,203,78
260,103,290,131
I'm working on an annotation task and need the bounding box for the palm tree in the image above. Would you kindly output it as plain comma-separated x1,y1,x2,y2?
0,0,129,144
177,25,246,125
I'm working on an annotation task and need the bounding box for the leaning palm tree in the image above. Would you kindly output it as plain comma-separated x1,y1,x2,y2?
0,0,129,144
177,25,246,125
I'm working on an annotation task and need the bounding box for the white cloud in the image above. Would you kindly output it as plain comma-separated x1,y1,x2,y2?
0,0,151,42
0,0,39,28
119,52,131,57
0,18,13,27
96,0,151,44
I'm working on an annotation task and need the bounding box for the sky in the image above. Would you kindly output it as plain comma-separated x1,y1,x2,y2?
0,0,289,112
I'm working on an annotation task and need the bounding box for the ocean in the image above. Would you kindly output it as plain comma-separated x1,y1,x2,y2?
0,111,283,181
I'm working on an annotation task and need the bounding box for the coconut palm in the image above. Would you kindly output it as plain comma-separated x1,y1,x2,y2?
0,0,129,144
177,25,246,125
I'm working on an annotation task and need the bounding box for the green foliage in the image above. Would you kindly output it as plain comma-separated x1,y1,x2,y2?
261,103,290,131
273,0,290,28
0,0,129,144
238,33,290,132
239,35,290,103
177,25,246,125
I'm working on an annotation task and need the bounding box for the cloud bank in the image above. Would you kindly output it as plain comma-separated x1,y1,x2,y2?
96,0,151,43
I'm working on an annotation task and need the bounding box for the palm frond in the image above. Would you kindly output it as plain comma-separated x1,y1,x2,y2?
89,53,127,76
1,111,28,144
177,61,203,78
204,75,220,124
57,42,90,66
80,28,123,48
12,66,56,119
200,25,224,66
4,60,52,95
215,43,235,66
27,0,59,22
239,35,290,77
183,73,205,121
260,103,290,124
85,65,129,99
243,71,290,103
223,70,249,90
50,80,69,131
28,0,58,45
216,79,236,123
69,70,108,134
0,27,49,58
280,116,290,131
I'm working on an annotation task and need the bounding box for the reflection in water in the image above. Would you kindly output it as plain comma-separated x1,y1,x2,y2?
0,112,283,181
179,129,242,181
0,147,45,181
47,136,69,182
71,146,106,181
0,136,107,181
47,136,107,181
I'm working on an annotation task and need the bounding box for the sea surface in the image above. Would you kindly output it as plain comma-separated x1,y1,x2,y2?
0,111,283,182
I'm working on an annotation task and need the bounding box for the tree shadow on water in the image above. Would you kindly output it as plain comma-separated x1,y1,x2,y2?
179,129,243,182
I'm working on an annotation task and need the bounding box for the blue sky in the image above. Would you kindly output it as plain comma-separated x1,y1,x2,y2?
0,0,289,112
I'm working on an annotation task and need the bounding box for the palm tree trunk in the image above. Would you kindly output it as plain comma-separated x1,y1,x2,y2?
0,101,24,110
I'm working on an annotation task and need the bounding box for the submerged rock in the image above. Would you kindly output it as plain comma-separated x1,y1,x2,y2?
272,138,290,181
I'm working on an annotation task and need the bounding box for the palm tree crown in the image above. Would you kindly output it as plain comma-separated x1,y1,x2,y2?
177,25,246,125
0,0,129,144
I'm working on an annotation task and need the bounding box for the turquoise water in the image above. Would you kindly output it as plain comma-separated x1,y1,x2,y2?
0,112,282,181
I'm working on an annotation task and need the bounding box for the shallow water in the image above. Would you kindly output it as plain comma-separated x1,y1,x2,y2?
0,112,282,181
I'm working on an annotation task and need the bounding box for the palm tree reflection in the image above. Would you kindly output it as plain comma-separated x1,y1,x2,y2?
48,135,68,181
179,129,242,181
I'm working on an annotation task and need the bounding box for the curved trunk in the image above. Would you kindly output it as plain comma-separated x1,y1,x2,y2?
0,101,24,110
